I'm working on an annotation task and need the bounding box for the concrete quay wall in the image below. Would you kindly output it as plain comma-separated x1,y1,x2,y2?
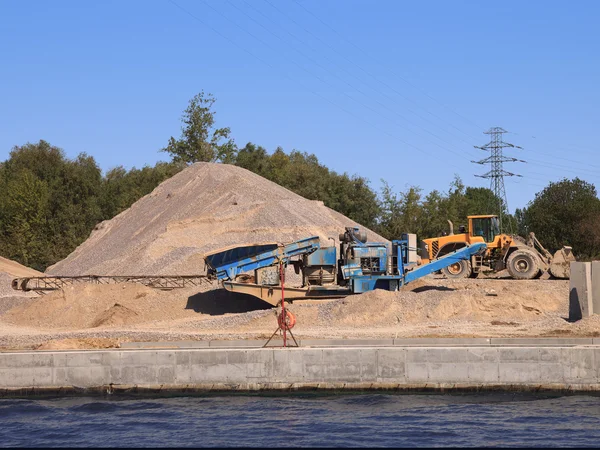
3,345,600,396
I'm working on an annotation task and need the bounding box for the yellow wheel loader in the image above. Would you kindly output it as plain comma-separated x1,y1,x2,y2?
420,215,575,280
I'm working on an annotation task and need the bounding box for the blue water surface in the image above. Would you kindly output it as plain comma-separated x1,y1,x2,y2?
0,393,599,447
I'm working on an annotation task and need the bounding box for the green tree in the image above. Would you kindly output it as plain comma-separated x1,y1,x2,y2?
234,143,380,228
162,91,237,164
520,177,600,257
99,161,185,219
0,141,104,269
376,181,423,239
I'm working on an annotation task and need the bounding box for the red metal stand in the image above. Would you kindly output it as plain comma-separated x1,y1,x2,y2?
263,261,298,348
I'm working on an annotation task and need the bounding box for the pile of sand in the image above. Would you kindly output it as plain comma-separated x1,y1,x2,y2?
0,257,42,313
0,256,43,279
47,162,388,276
317,279,567,329
2,282,271,330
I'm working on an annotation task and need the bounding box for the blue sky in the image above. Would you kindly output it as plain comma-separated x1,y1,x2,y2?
1,0,598,211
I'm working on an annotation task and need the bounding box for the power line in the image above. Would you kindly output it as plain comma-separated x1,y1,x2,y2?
259,0,481,153
290,0,484,134
212,0,472,161
472,127,525,232
167,0,464,169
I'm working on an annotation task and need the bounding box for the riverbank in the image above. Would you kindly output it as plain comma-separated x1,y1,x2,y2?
2,339,600,397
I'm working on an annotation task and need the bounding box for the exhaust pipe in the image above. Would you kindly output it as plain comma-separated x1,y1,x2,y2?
447,220,454,236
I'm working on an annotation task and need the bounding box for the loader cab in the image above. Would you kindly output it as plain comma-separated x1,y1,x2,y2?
468,215,500,243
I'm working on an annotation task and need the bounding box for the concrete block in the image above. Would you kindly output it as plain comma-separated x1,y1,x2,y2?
65,352,105,367
31,354,54,367
156,351,175,366
498,363,541,383
274,349,304,381
467,363,498,382
466,348,498,363
156,366,176,384
301,339,394,347
394,338,490,346
245,350,274,379
406,348,428,363
538,364,567,383
377,349,406,381
121,341,209,349
570,262,593,320
1,368,35,387
539,348,562,363
428,363,470,383
316,349,362,382
0,354,33,368
567,348,596,381
359,349,378,379
405,362,429,382
208,340,264,348
191,363,232,383
593,261,600,315
426,348,468,363
175,351,190,365
491,338,593,346
119,351,156,367
53,367,67,386
119,366,157,385
498,348,540,362
31,367,54,386
190,350,227,365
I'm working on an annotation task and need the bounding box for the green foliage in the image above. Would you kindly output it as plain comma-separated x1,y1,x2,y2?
161,91,237,164
0,141,103,270
374,176,510,240
99,161,185,219
0,141,186,271
519,178,600,258
235,143,380,228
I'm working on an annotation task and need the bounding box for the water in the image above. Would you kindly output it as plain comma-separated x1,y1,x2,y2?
1,393,600,447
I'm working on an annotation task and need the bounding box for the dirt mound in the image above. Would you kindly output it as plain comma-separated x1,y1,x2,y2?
0,256,43,278
309,278,568,329
0,257,43,300
2,283,202,330
47,162,388,276
91,303,139,328
0,272,38,300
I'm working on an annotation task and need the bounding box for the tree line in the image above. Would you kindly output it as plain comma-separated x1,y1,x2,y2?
1,92,598,271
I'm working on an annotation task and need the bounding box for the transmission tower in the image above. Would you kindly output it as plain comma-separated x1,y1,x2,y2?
471,127,525,233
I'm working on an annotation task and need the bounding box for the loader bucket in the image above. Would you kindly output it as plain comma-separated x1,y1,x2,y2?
549,246,576,279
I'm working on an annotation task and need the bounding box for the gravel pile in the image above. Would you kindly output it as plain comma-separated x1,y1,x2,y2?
47,162,388,276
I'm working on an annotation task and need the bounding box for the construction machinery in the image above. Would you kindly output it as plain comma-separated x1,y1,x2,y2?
420,214,575,280
204,226,486,306
11,227,486,303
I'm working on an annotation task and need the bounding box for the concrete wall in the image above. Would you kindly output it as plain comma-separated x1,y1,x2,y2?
570,261,600,320
2,345,600,395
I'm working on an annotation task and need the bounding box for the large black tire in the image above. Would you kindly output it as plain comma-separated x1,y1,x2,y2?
506,249,541,280
441,260,472,279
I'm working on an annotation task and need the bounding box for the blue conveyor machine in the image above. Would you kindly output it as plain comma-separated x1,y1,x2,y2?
204,227,486,306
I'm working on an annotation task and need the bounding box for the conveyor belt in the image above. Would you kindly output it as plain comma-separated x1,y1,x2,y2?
11,275,214,293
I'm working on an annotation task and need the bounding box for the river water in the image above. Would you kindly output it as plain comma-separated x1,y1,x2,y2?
0,393,599,447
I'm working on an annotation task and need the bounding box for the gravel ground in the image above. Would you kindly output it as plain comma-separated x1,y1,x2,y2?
0,275,588,351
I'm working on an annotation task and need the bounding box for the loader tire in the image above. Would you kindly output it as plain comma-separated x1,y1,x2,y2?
442,260,472,279
507,249,541,280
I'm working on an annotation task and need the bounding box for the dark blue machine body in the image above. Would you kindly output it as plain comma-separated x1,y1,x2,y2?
207,227,487,303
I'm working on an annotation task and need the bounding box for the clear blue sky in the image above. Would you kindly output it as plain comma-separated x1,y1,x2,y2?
1,0,599,212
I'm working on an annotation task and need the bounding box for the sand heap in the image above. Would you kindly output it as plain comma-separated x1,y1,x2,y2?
0,256,42,301
47,162,388,276
0,256,43,279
